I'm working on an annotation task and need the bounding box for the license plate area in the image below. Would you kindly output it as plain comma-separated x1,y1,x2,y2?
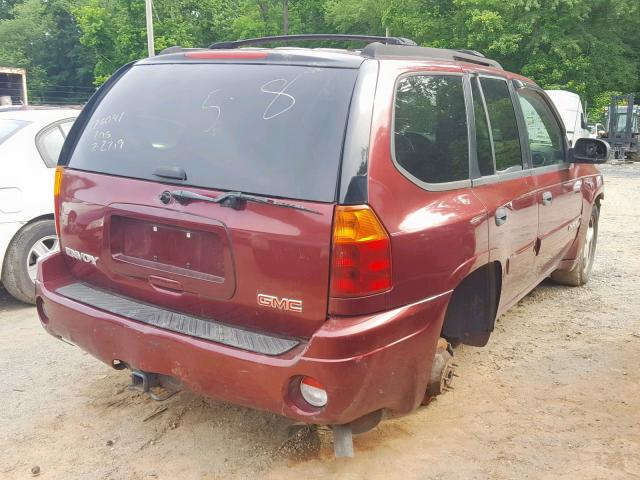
113,217,224,278
105,206,236,300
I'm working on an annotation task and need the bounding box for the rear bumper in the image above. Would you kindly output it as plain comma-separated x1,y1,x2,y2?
36,252,449,425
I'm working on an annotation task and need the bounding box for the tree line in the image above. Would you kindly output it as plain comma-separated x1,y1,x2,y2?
0,0,638,119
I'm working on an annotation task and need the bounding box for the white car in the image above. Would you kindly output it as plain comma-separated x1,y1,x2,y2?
0,107,80,303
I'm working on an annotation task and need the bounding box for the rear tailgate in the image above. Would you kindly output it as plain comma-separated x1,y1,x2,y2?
57,58,360,339
59,170,334,338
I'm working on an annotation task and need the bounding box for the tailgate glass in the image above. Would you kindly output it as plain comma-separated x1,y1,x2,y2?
66,63,358,202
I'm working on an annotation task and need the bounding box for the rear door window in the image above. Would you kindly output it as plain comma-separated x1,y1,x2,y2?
479,78,523,173
59,120,73,136
66,63,359,202
36,123,67,167
471,79,495,176
393,74,469,185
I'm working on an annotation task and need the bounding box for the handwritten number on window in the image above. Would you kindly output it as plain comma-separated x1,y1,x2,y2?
202,89,223,133
261,78,297,120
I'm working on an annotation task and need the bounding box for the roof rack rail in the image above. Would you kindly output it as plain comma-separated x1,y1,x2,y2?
361,43,502,69
456,49,486,58
208,34,417,49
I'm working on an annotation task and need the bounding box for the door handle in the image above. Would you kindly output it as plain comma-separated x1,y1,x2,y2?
495,207,508,226
542,191,553,206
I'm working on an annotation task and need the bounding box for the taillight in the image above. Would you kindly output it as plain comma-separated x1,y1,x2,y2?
53,166,63,236
330,205,392,297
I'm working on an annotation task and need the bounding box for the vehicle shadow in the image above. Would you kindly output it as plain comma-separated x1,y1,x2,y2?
80,368,328,465
0,285,32,313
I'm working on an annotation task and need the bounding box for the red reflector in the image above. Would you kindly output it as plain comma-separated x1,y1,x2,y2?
184,51,268,60
301,376,323,389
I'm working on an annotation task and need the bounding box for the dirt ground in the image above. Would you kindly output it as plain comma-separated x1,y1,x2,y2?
1,163,639,480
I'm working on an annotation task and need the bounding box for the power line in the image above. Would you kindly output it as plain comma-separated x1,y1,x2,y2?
0,81,96,91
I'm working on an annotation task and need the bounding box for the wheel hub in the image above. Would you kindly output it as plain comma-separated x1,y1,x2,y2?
26,235,59,282
424,338,455,402
583,218,595,264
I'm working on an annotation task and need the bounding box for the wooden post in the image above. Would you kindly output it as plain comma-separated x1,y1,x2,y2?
145,0,155,57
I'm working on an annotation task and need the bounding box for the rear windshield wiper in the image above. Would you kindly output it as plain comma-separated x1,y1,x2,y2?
160,189,321,215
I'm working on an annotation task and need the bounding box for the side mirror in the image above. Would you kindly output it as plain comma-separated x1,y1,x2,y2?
570,138,610,164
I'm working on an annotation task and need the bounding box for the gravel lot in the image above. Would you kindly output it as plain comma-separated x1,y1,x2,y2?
1,163,639,480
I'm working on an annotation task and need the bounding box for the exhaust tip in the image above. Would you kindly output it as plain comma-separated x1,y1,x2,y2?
112,359,127,370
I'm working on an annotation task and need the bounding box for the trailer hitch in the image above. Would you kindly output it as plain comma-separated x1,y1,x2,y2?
129,370,182,401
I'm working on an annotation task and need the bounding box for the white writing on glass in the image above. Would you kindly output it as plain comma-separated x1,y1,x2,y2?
90,111,125,130
91,129,125,152
201,89,223,133
260,78,297,120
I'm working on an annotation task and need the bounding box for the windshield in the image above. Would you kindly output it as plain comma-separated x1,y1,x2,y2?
612,112,640,133
66,63,359,202
608,107,640,134
0,119,29,145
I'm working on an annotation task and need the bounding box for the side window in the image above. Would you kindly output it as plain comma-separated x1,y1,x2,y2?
394,75,469,184
517,89,565,166
36,124,65,168
471,78,495,176
479,78,523,173
59,120,73,136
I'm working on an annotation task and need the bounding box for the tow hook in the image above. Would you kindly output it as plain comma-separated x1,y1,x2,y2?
129,370,182,401
423,338,456,403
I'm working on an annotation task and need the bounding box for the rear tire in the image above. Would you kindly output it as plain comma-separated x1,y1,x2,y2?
550,205,599,287
2,219,58,304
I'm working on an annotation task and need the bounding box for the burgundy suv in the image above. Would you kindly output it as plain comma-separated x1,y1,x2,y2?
36,35,608,456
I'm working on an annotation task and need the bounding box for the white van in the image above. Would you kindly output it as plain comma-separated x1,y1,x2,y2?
545,90,590,146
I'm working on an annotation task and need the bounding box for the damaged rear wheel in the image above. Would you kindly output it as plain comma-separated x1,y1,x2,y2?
422,338,455,405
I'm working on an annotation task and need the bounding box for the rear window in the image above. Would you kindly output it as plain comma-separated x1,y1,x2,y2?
393,75,469,185
67,63,359,202
0,119,29,145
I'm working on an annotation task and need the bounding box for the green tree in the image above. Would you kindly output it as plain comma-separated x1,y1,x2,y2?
324,0,640,109
75,0,240,84
1,0,639,107
0,0,95,103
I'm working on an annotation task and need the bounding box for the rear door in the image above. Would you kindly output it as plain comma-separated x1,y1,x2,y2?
515,86,582,278
469,75,538,309
58,60,361,339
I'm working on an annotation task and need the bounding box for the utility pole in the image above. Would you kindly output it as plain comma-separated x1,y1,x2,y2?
145,0,155,57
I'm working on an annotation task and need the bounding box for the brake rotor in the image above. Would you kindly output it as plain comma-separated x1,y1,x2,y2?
422,338,455,404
